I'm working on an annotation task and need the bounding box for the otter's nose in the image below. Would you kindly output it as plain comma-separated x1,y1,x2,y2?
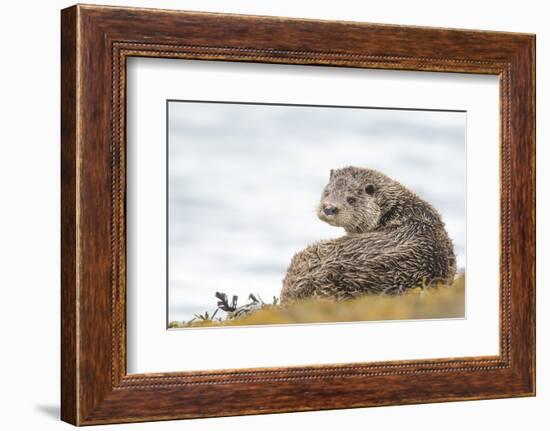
323,205,338,216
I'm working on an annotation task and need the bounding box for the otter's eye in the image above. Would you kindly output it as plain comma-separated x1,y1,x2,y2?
365,184,376,195
347,197,357,205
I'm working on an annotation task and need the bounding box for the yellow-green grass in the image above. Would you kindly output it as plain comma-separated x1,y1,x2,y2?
170,274,465,328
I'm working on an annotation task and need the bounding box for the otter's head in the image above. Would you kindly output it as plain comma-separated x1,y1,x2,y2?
318,166,391,233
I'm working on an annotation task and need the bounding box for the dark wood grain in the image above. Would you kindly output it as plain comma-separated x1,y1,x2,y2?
60,4,535,425
60,5,77,425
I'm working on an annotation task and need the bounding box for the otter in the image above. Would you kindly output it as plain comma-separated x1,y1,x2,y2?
280,167,456,302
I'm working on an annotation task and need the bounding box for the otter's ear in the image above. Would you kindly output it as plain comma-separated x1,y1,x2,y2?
329,169,334,179
365,184,376,195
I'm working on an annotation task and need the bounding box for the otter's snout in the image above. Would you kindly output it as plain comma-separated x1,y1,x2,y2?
323,204,338,216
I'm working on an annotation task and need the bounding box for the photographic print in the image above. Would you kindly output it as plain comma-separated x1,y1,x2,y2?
167,101,466,328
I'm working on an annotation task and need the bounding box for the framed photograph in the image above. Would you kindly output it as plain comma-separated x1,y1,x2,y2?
61,4,535,425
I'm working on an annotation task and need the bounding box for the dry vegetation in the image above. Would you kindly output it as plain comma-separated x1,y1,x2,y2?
169,273,465,329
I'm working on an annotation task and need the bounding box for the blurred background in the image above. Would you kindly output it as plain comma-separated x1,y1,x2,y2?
168,101,466,322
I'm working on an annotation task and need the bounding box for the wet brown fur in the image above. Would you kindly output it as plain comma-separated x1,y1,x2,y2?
281,167,457,302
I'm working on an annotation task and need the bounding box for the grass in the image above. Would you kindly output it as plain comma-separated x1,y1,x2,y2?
169,273,465,329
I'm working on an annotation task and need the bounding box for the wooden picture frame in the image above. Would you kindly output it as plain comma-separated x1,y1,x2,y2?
61,4,535,425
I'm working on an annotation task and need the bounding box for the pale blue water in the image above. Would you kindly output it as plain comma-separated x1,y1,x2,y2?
168,102,466,321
